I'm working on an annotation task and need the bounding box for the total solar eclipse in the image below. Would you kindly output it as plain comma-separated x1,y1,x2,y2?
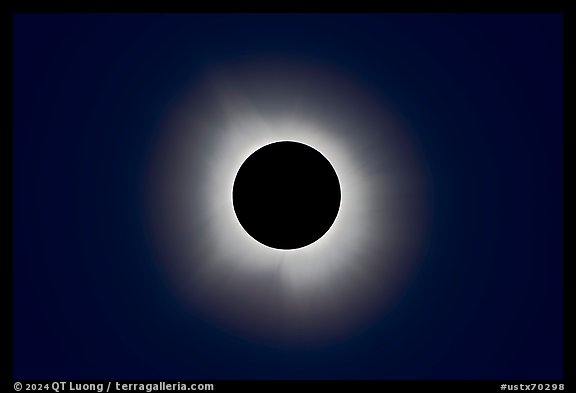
233,141,341,250
149,61,428,344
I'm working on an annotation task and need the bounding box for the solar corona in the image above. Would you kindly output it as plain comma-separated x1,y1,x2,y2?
148,61,428,345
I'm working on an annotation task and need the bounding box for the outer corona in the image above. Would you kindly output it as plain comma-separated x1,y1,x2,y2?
147,60,428,345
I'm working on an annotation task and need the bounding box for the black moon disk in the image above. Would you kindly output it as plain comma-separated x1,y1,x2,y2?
233,141,341,250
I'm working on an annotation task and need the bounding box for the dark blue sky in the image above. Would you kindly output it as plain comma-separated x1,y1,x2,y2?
13,13,563,379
